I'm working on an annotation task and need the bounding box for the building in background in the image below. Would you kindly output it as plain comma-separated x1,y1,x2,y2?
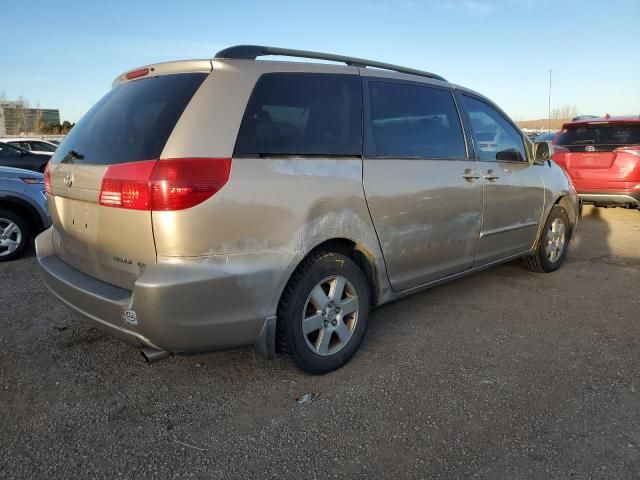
0,100,60,135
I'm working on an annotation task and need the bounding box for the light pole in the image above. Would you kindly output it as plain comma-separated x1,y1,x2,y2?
548,69,552,133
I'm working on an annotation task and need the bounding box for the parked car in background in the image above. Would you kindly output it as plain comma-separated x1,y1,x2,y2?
0,142,50,172
525,132,538,141
571,115,600,122
37,45,579,373
0,138,58,156
553,116,640,208
533,131,557,143
0,166,51,261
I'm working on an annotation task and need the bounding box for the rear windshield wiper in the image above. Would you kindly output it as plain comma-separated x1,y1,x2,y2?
61,149,85,164
572,140,595,144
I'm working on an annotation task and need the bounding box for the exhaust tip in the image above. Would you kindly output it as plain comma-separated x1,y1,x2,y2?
140,347,171,364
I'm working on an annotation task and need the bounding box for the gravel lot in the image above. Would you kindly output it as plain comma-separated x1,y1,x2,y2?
1,206,639,479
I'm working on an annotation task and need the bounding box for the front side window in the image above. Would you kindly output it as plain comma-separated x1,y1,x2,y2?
366,81,466,159
234,73,362,156
0,144,21,156
462,95,526,162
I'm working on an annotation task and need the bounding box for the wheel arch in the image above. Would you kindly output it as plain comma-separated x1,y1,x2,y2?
0,196,43,235
279,237,381,310
533,192,577,250
555,194,579,236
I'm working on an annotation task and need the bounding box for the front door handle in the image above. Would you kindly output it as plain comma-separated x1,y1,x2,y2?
484,169,500,181
461,168,481,181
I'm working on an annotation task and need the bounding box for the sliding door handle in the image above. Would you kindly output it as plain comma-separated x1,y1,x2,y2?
484,169,500,181
461,169,481,181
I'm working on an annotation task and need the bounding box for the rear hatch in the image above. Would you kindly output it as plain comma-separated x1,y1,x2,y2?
553,121,640,187
47,70,208,289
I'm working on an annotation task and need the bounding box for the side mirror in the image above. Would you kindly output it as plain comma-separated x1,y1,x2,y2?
534,141,553,162
495,148,523,162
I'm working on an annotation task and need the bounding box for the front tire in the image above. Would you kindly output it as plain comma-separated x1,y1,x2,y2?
0,209,30,262
523,205,571,273
277,251,370,374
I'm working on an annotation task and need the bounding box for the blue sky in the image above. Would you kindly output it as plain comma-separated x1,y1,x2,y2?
2,0,639,123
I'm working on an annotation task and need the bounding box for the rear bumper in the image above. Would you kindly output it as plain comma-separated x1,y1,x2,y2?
35,227,287,357
578,192,640,206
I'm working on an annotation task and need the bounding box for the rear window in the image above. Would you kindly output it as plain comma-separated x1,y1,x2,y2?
556,123,640,151
234,73,362,156
51,73,207,165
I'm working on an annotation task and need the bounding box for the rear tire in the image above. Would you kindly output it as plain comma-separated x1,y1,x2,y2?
0,209,30,262
277,251,370,374
523,205,571,273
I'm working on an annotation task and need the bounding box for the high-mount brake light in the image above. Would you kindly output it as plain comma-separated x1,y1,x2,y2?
126,68,150,80
98,158,232,211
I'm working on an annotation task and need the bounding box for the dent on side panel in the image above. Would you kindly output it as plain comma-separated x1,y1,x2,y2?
152,157,390,312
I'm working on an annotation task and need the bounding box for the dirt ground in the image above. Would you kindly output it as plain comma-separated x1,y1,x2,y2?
1,206,639,479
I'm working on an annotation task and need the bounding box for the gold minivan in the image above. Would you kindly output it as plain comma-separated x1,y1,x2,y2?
37,45,579,373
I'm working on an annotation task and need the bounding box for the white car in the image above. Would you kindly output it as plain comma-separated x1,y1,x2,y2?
0,138,57,156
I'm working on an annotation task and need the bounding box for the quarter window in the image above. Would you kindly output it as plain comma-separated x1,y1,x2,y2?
234,73,362,156
462,95,526,162
365,81,466,159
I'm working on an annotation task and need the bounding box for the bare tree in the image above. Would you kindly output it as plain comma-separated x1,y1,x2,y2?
16,94,30,108
13,95,32,133
551,104,578,120
33,110,44,134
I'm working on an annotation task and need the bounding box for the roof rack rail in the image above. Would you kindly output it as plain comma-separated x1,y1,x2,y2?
214,45,447,82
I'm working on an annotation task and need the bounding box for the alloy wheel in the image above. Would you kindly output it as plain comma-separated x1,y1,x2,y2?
0,218,22,257
302,275,360,356
545,218,566,263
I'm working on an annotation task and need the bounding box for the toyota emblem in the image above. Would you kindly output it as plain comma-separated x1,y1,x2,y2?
585,145,595,152
63,172,73,187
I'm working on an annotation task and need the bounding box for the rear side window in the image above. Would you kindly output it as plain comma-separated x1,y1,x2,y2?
462,95,526,162
33,141,57,152
365,81,466,159
556,123,640,151
51,73,207,165
234,73,362,156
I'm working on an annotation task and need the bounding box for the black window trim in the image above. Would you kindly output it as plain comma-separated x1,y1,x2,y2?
233,71,365,159
456,91,531,164
362,76,471,161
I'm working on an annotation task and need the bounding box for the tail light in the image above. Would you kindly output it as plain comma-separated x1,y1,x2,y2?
44,163,51,194
551,146,569,168
614,146,640,157
99,158,231,211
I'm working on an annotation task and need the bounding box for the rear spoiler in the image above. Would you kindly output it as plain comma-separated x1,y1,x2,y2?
112,60,213,87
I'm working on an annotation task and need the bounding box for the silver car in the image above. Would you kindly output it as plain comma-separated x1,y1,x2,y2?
37,46,579,373
1,166,51,261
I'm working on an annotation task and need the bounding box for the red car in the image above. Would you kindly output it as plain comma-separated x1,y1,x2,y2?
552,115,640,208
